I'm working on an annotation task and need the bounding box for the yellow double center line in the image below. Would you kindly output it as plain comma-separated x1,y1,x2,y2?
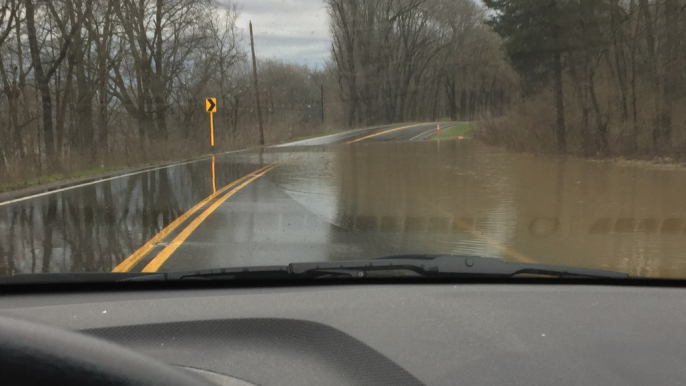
112,163,279,273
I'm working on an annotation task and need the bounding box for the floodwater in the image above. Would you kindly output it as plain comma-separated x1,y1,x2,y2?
2,136,686,278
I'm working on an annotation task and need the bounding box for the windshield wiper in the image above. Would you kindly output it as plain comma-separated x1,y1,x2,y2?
0,255,630,284
122,254,630,282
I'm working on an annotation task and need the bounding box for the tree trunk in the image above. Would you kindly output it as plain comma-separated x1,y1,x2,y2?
0,54,23,158
588,68,608,155
610,0,629,121
459,89,467,120
96,0,114,160
56,57,74,157
152,0,167,140
655,0,678,150
25,0,56,163
628,0,639,154
553,52,566,153
445,76,457,120
75,49,94,159
232,97,239,139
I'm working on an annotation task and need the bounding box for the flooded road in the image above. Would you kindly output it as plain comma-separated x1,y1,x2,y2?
2,123,686,278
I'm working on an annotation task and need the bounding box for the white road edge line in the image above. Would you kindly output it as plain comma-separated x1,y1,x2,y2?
275,125,394,147
0,150,244,207
409,129,436,141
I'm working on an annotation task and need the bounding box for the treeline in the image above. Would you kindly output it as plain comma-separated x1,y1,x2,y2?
11,0,666,187
480,0,686,157
0,0,327,185
325,0,517,128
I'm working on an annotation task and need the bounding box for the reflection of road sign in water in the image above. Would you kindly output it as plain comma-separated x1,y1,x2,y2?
206,98,216,147
206,98,217,113
211,155,216,195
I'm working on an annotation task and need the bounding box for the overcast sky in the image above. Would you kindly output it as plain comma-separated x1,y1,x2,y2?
233,0,330,69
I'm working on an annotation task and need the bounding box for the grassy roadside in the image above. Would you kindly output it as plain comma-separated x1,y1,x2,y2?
432,123,473,141
0,150,244,195
0,127,348,195
0,166,126,194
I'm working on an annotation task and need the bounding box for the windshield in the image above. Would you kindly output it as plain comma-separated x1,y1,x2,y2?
0,0,683,281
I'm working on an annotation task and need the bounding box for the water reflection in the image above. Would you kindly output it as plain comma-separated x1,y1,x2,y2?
272,141,686,278
0,156,261,275
212,156,217,195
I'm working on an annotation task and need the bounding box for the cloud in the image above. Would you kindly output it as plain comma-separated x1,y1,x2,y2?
233,0,330,68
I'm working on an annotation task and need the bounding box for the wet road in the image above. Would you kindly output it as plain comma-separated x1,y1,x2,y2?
3,122,686,278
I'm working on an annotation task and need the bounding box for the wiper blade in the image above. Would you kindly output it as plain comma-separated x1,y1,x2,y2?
0,272,152,284
124,254,630,282
0,267,292,285
0,255,629,284
287,255,630,279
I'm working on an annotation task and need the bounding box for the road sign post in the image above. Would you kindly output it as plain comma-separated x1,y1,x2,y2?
206,98,217,148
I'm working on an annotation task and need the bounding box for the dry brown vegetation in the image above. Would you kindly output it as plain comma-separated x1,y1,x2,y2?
478,0,686,160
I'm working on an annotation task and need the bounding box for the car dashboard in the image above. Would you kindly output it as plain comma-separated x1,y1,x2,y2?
0,283,684,386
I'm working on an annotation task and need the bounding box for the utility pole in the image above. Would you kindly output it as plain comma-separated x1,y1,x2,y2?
249,21,265,146
320,82,324,124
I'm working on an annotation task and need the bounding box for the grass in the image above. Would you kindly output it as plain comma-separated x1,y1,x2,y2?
0,166,122,194
432,123,473,141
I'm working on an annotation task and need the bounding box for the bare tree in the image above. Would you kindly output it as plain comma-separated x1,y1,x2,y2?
24,0,92,167
327,0,513,126
0,0,21,171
